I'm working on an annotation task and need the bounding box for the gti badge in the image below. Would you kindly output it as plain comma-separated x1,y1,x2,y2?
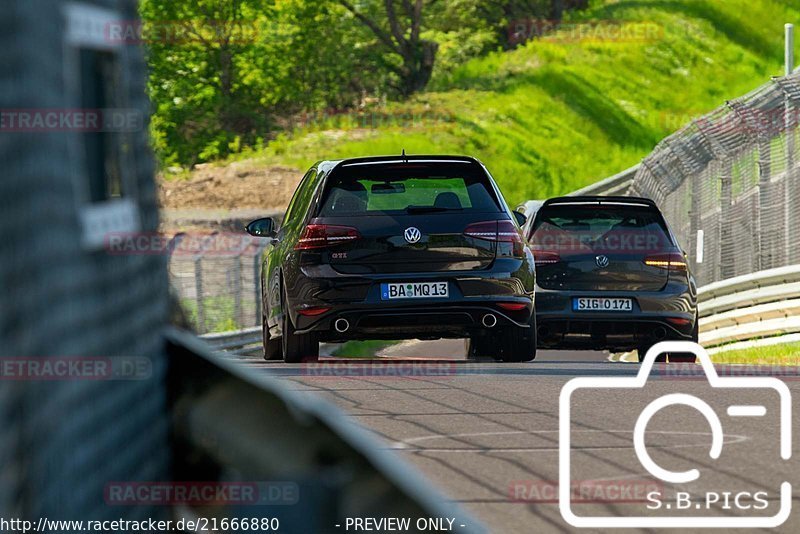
404,227,422,244
595,255,610,268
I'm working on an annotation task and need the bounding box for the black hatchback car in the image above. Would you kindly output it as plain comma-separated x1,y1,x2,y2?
526,196,698,361
246,155,537,363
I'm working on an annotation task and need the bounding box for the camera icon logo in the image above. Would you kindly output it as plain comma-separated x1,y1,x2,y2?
559,341,792,528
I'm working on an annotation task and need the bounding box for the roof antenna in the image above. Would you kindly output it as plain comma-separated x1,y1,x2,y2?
401,148,408,163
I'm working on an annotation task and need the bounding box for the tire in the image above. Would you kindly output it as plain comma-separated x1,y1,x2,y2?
669,315,699,363
262,312,281,361
465,336,498,361
496,315,537,363
281,287,319,363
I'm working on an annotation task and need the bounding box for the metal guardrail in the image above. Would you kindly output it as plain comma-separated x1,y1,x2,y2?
203,326,261,353
698,265,800,347
202,328,341,357
568,164,639,197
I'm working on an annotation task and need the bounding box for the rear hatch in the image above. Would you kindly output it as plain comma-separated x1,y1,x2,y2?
303,160,511,274
530,200,681,291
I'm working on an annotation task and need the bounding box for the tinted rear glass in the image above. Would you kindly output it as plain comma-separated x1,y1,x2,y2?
530,204,674,255
318,163,501,216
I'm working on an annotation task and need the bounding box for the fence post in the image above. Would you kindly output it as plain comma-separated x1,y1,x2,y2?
233,249,242,329
719,159,735,280
194,254,205,334
688,165,701,279
757,125,773,272
783,83,796,267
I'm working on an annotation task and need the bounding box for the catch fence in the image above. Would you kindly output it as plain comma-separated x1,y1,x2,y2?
629,71,800,286
168,233,267,334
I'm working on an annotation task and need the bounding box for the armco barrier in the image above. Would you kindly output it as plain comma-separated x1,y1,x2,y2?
698,265,800,347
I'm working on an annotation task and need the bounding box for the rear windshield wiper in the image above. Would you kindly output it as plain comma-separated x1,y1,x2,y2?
404,205,463,214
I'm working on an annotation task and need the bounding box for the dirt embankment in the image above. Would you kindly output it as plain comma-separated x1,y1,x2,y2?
158,161,301,211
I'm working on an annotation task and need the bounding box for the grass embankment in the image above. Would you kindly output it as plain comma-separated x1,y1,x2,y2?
711,341,800,366
224,0,796,205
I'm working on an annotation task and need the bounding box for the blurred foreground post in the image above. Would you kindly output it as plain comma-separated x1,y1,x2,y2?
0,2,482,531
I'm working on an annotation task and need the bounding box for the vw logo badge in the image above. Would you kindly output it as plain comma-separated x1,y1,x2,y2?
404,227,422,244
595,255,610,268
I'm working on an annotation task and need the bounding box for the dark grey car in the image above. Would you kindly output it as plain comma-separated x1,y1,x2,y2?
526,196,698,362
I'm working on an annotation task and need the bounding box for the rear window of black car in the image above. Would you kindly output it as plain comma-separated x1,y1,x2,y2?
530,204,674,253
318,162,501,216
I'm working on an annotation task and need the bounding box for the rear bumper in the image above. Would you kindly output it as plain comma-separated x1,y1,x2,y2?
535,282,697,350
299,302,532,341
286,262,534,341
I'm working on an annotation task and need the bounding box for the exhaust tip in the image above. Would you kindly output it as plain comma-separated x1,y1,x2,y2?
653,326,667,340
334,318,350,333
482,313,497,328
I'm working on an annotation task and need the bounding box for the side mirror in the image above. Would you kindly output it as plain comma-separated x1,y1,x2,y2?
245,217,275,238
513,211,527,227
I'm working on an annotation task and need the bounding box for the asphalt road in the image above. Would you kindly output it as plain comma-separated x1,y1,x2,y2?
232,341,800,533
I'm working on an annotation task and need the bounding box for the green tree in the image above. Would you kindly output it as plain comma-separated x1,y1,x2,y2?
141,0,281,163
140,0,590,166
337,1,440,97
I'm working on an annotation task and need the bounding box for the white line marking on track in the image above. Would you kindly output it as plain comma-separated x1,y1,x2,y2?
387,429,749,453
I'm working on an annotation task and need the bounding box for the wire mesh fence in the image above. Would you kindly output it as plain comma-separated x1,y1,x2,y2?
629,71,800,286
168,232,268,334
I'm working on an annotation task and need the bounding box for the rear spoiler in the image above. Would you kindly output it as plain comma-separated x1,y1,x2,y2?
541,196,657,208
337,154,481,167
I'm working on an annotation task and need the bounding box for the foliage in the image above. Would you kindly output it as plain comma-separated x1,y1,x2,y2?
141,0,384,165
239,0,797,205
711,342,800,366
144,0,800,206
142,0,577,166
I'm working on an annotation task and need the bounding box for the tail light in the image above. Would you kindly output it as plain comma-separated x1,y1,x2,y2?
463,221,499,240
295,224,360,250
498,302,528,311
464,220,525,256
297,306,331,316
533,250,561,266
644,252,687,271
666,316,691,326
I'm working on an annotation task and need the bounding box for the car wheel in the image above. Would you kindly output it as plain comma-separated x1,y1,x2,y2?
465,336,498,361
281,287,319,363
669,315,699,363
496,315,536,363
262,312,281,361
